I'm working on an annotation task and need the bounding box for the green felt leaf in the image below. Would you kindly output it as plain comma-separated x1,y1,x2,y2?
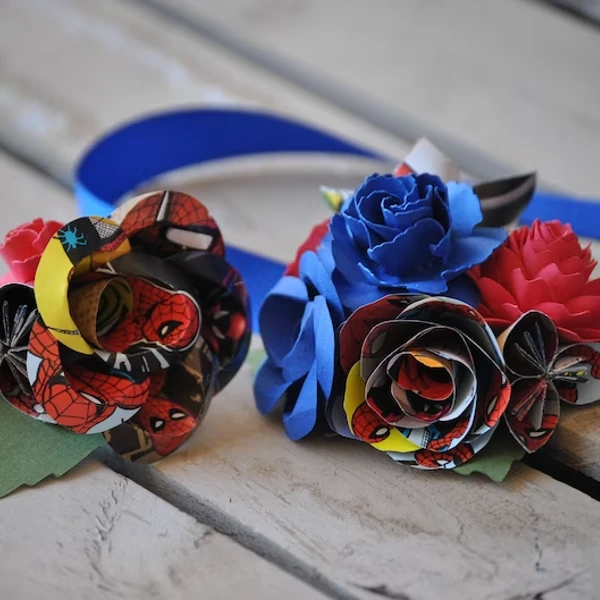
246,347,267,373
0,398,106,498
455,428,525,482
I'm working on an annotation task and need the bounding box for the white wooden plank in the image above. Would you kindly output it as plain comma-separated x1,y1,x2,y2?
1,1,600,599
148,0,600,196
0,153,76,243
123,356,600,600
0,460,326,600
0,0,408,187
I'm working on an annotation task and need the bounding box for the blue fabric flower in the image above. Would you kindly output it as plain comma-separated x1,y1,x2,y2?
254,251,344,440
328,173,507,310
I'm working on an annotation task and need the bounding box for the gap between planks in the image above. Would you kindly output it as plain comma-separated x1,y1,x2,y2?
6,138,600,598
2,1,600,596
128,0,526,187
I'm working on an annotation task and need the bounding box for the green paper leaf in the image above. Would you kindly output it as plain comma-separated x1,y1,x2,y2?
455,428,525,482
0,398,106,498
246,347,267,373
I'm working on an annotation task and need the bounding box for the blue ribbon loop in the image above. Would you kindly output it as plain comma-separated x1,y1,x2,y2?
75,107,600,328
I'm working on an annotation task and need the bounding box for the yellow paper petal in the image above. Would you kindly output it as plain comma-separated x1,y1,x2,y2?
34,218,130,355
343,363,419,453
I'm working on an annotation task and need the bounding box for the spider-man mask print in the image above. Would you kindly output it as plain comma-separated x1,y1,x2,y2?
13,190,250,461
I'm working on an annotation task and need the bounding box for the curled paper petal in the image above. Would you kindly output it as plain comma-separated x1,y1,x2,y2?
110,190,225,258
89,253,202,374
34,216,131,355
255,251,343,440
104,335,218,462
26,318,150,433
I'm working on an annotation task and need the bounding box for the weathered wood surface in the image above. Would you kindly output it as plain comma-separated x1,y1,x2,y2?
0,459,326,600
146,0,600,195
2,0,600,599
0,0,407,187
0,152,75,245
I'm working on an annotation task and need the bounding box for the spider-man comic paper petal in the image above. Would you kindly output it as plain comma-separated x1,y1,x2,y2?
25,318,150,434
0,284,40,417
165,250,251,393
104,335,218,462
498,311,600,452
82,253,202,376
34,216,131,356
110,190,225,258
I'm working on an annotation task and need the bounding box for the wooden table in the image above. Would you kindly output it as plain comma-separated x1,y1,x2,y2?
1,1,600,598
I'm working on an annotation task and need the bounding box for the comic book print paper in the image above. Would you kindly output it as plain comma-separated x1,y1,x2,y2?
334,295,511,470
2,190,250,463
499,311,600,452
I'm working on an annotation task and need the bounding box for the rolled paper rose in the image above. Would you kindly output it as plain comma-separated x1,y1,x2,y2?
254,250,344,440
0,218,63,285
329,294,511,470
1,191,250,462
469,219,600,343
499,311,600,452
321,173,507,311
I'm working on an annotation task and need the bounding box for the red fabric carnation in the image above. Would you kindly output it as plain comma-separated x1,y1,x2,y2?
0,218,63,285
284,218,330,277
469,219,600,343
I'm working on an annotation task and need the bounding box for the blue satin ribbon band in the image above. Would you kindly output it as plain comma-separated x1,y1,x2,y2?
74,108,600,328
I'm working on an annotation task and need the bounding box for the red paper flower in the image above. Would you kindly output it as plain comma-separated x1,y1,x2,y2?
469,219,600,342
0,218,63,285
284,219,330,277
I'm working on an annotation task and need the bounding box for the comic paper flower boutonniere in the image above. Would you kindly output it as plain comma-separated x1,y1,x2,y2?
255,138,600,482
0,190,250,497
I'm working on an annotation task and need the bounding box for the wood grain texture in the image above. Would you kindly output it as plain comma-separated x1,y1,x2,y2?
0,0,407,187
148,0,600,196
0,150,77,277
0,460,326,600
1,0,600,598
114,357,600,600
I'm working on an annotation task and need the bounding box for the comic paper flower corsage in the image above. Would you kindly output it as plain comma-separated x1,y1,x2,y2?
255,139,600,480
0,191,250,494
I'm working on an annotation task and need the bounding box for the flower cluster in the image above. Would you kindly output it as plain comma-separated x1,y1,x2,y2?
0,190,250,462
256,143,600,477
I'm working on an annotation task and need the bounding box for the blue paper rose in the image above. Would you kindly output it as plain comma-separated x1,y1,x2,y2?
326,173,507,310
254,251,344,440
